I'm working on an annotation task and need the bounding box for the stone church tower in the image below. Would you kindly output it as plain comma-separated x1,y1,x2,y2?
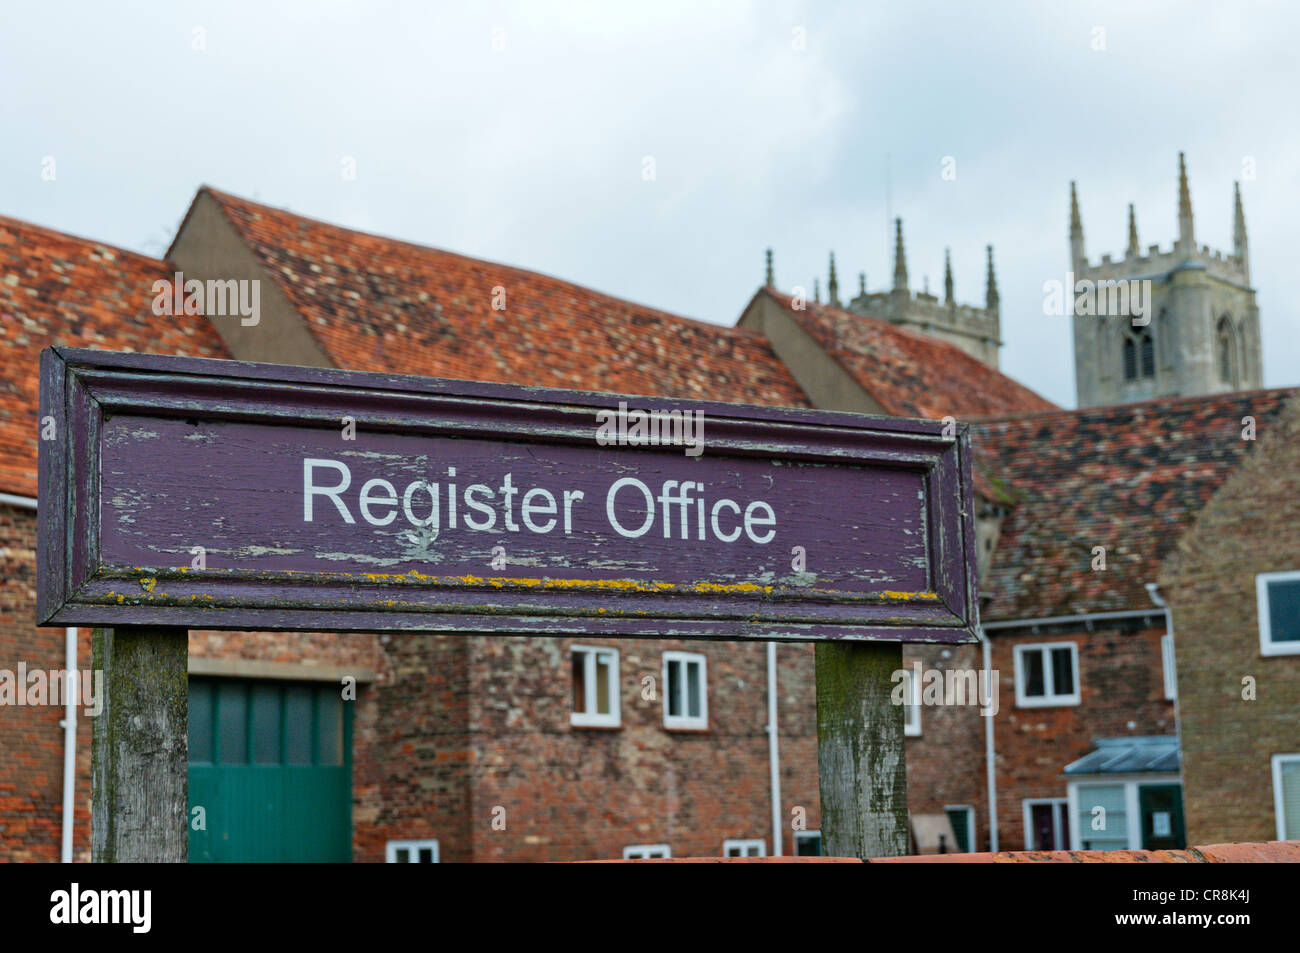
1070,153,1262,408
837,220,1003,367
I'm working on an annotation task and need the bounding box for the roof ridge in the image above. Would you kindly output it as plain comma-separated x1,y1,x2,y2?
973,384,1299,426
0,213,169,269
201,186,769,342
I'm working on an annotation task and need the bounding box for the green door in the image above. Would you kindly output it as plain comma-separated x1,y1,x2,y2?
1138,783,1185,851
188,677,352,862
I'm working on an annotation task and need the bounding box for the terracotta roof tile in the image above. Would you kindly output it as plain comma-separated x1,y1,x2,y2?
973,388,1297,621
204,188,810,408
0,216,230,497
759,287,1058,420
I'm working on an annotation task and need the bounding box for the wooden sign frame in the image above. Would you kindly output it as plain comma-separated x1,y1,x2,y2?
38,347,978,644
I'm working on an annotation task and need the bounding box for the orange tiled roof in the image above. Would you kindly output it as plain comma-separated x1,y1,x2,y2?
0,216,230,497
202,188,811,408
973,387,1297,621
758,286,1058,420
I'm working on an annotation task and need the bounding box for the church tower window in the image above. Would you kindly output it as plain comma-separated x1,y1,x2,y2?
1217,315,1238,384
1123,325,1155,382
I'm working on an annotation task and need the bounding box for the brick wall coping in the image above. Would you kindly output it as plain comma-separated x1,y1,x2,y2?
589,841,1300,863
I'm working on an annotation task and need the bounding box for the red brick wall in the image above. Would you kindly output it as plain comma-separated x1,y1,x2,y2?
902,642,989,852
987,622,1175,850
0,504,92,861
465,636,817,861
359,634,472,862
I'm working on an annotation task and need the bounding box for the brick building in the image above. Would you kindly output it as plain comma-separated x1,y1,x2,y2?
1,189,1049,861
1160,391,1300,844
2,187,1292,861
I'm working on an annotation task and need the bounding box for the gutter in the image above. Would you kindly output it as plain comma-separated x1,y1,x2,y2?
981,608,1158,631
1,494,77,862
766,642,783,856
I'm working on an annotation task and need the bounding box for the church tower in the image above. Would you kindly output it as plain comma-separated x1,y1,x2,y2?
837,219,1003,367
1070,153,1262,407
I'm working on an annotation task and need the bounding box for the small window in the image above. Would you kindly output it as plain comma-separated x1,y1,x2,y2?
1014,642,1080,707
1217,315,1238,384
1123,327,1155,381
1161,633,1177,700
387,839,439,863
1023,798,1070,851
902,666,921,737
1257,572,1300,656
623,844,670,859
944,805,975,853
794,830,822,856
723,839,765,857
1273,754,1300,841
663,651,708,730
571,645,621,727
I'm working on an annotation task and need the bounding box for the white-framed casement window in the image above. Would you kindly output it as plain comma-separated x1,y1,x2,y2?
794,830,822,856
1014,642,1080,707
1257,571,1300,656
723,838,765,857
1161,634,1178,700
662,651,708,730
1022,798,1070,851
571,645,620,727
623,844,670,859
902,666,921,736
1273,753,1300,840
386,839,439,863
943,804,976,853
1067,778,1182,851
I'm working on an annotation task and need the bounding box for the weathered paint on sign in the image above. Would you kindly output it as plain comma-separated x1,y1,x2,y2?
37,347,979,642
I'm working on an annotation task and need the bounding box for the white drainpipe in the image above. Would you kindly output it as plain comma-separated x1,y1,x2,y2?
61,626,77,863
766,641,783,856
980,626,998,852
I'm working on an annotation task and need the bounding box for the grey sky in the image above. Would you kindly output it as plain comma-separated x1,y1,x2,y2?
3,1,1296,408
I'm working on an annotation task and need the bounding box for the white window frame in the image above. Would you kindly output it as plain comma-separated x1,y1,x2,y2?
1014,642,1081,708
1161,633,1178,700
623,844,670,859
1021,797,1069,851
570,644,621,728
943,804,975,853
722,838,766,857
903,666,921,737
1257,571,1300,656
1066,776,1181,851
1273,753,1300,841
662,650,708,730
386,839,439,863
794,830,822,856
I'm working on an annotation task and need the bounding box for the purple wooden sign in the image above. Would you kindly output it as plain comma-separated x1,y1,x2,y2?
37,347,978,642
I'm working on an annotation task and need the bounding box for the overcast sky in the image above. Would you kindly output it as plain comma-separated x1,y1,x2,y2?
4,1,1297,408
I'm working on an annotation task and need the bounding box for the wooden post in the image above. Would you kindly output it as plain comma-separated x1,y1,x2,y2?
816,641,909,859
92,627,189,863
